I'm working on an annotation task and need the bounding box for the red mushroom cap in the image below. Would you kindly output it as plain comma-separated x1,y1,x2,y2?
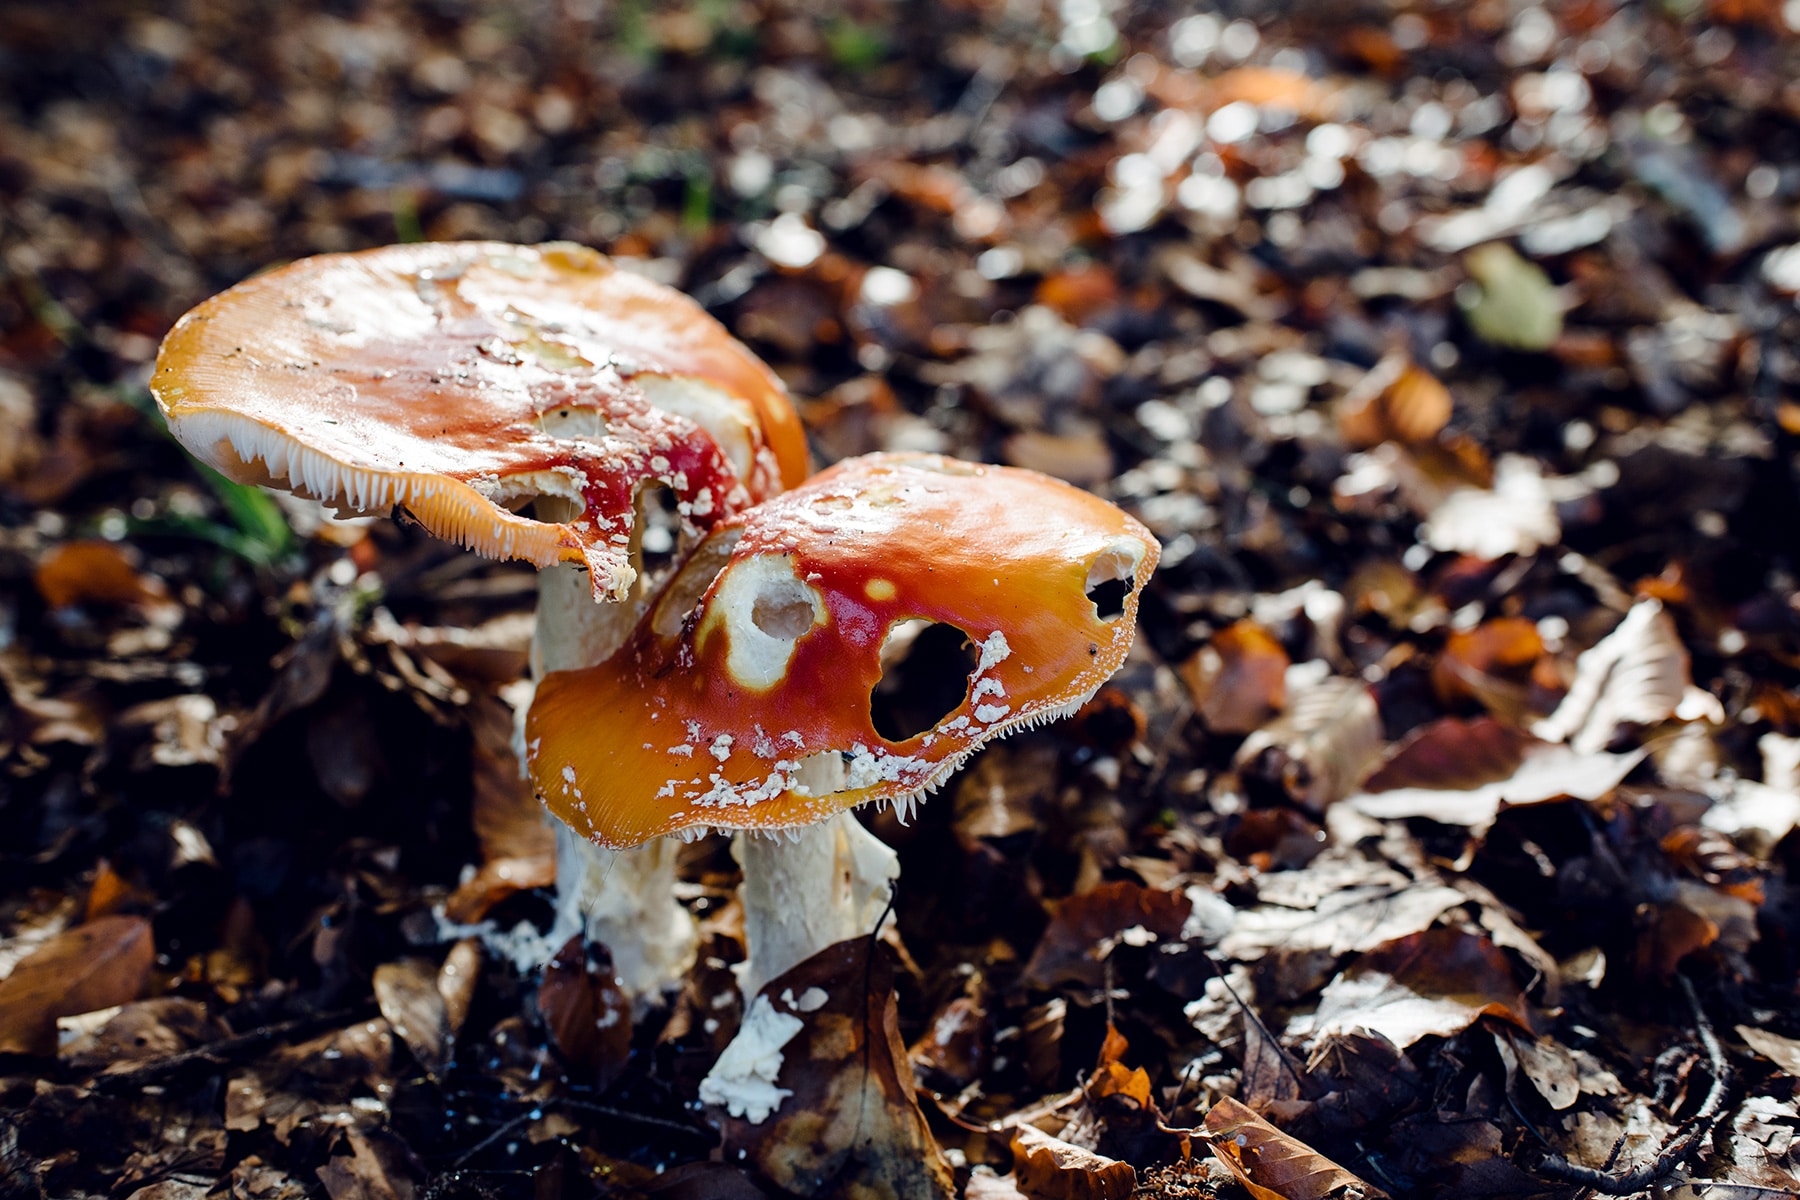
528,452,1160,847
152,241,807,598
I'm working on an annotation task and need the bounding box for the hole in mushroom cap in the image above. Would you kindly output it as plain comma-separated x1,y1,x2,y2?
706,553,826,690
631,481,686,597
871,619,981,743
1085,537,1146,621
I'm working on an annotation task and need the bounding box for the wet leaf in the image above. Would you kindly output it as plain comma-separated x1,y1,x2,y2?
538,936,632,1090
0,914,155,1055
1010,1124,1135,1200
1204,1097,1388,1200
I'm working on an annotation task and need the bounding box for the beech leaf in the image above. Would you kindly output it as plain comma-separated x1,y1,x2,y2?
1010,1124,1136,1200
0,915,155,1055
1204,1097,1389,1200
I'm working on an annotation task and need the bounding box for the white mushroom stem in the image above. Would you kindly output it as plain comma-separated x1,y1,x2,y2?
731,809,901,1000
526,549,699,1009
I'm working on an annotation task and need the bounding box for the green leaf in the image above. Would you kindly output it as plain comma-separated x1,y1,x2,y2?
1460,243,1563,352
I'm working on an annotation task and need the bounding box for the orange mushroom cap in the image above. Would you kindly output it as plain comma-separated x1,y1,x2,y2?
527,452,1160,848
151,241,807,599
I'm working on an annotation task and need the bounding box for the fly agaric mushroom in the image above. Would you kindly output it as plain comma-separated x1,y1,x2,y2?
151,241,806,1002
527,451,1159,1003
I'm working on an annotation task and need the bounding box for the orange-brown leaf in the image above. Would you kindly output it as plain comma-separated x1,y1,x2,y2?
0,915,155,1054
1010,1125,1136,1200
1204,1097,1388,1200
1181,620,1289,735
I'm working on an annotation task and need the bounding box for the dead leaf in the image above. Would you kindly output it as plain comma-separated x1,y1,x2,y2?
33,540,176,617
1010,1124,1136,1200
1534,600,1691,752
1182,621,1289,735
1738,1026,1800,1078
0,914,155,1055
1288,928,1530,1050
1431,617,1545,713
538,936,632,1090
1204,1096,1388,1200
1235,676,1383,813
437,939,480,1038
1002,428,1115,489
1350,717,1643,837
1420,456,1574,561
712,939,955,1200
372,959,451,1078
1023,881,1193,990
315,1129,420,1200
1495,1029,1580,1110
1338,353,1453,450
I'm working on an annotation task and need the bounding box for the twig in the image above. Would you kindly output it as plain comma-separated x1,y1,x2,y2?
1530,976,1730,1195
90,1006,377,1092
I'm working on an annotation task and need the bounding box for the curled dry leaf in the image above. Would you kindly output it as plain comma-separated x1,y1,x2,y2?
0,914,155,1055
1235,676,1383,813
1350,716,1643,838
1009,1124,1136,1200
372,959,451,1078
1534,600,1692,753
1288,928,1530,1051
1023,880,1193,991
713,938,954,1200
1203,1097,1388,1200
1181,620,1289,735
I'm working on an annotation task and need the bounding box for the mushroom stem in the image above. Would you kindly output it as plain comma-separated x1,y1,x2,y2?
531,556,699,1008
732,809,900,1000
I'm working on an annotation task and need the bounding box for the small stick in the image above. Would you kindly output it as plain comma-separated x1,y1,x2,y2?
1530,975,1730,1195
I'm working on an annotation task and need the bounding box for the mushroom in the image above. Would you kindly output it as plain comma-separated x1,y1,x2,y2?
152,240,806,1003
527,451,1159,1008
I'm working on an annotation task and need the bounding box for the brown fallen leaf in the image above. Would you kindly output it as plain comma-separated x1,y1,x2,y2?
1350,716,1643,838
1235,676,1384,813
1203,1097,1388,1200
1338,352,1454,451
1181,620,1289,735
1737,1025,1800,1078
33,539,176,616
538,936,632,1091
1289,928,1531,1051
1534,600,1692,753
372,959,451,1078
711,938,954,1200
1023,880,1193,990
315,1128,421,1200
0,914,155,1055
1010,1124,1136,1200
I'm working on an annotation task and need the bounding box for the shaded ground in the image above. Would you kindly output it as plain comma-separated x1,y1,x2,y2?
4,1,1800,1197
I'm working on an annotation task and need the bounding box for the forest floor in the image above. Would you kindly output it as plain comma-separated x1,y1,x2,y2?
4,1,1800,1198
